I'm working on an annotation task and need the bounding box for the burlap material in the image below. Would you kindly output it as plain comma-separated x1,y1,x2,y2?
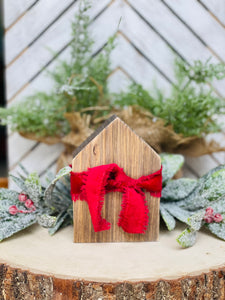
116,107,225,156
19,132,62,145
19,106,225,170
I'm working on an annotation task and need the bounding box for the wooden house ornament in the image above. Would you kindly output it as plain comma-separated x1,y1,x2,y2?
72,115,161,243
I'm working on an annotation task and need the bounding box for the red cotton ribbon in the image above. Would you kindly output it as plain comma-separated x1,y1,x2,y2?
70,164,162,234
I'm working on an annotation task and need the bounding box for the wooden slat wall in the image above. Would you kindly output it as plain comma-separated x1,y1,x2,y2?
3,0,225,186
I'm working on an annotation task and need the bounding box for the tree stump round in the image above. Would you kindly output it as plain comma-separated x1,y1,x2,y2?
0,224,225,299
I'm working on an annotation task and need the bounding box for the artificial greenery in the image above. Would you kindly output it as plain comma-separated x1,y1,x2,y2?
0,0,114,137
0,165,72,241
116,58,225,137
160,157,225,248
0,0,225,140
1,154,225,248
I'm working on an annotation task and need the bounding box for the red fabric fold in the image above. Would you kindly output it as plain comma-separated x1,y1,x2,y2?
70,164,162,234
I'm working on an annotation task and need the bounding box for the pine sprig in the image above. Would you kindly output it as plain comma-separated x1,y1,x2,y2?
0,0,114,137
116,58,225,137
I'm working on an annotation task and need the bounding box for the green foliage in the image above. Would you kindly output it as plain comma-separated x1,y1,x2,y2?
24,172,42,205
0,0,114,137
117,58,225,137
179,166,225,210
0,165,73,242
0,92,70,137
161,159,225,248
160,204,176,231
161,178,197,201
176,228,197,248
0,1,224,140
44,166,72,212
175,57,225,83
0,213,37,242
160,153,184,185
2,154,225,249
0,187,37,241
37,214,57,228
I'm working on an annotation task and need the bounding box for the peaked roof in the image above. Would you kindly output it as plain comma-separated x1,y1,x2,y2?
73,115,117,157
73,114,154,158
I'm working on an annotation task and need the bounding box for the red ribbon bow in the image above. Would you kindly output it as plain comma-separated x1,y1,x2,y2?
71,164,162,234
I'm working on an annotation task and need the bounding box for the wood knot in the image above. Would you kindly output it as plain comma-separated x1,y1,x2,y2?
93,145,98,155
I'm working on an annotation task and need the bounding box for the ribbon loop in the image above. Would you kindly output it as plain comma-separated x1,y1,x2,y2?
71,164,162,234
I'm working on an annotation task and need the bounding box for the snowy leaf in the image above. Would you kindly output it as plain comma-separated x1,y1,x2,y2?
187,210,205,231
18,163,29,176
44,166,72,210
160,153,184,184
37,214,57,228
162,202,191,224
10,174,26,191
0,189,19,217
52,166,72,184
206,222,225,241
0,213,36,242
25,172,42,205
160,204,176,231
177,228,197,248
48,211,70,235
208,195,225,213
180,165,225,210
0,189,19,202
162,178,197,201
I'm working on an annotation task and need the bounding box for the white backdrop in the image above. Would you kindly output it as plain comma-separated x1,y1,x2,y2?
4,0,225,185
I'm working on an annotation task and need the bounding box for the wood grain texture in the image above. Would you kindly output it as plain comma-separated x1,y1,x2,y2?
200,0,225,27
164,0,225,62
3,0,37,29
1,263,225,299
5,0,74,65
72,116,161,243
128,0,225,97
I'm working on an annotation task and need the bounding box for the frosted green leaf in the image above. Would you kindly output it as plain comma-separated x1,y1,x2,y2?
44,170,55,185
44,166,72,209
160,153,184,184
177,228,197,248
0,189,19,201
45,191,71,212
52,166,72,184
207,222,225,241
37,214,57,228
0,189,20,218
162,178,197,201
180,166,225,210
208,195,225,212
25,172,42,205
18,163,29,176
54,178,71,198
160,204,176,231
0,213,36,242
187,210,205,231
162,202,191,224
199,168,225,201
48,211,70,236
10,174,27,191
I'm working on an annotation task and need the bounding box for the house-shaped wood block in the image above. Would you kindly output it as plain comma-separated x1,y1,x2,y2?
72,115,161,243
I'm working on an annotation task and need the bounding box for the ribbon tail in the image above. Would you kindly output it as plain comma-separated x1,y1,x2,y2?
85,166,113,232
118,188,149,234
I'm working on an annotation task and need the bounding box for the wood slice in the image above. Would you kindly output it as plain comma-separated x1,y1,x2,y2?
1,224,225,299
